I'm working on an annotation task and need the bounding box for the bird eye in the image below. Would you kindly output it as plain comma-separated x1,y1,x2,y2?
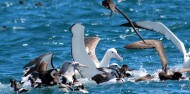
111,52,114,53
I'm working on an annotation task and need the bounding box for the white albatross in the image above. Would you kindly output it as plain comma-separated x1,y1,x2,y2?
59,61,88,83
121,21,190,68
70,23,123,78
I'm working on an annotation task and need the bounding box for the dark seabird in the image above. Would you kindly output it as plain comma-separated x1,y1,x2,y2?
125,39,190,81
121,21,190,68
19,0,24,4
23,52,55,76
125,40,168,73
92,64,130,84
135,74,154,82
102,0,145,43
58,82,73,93
10,79,28,93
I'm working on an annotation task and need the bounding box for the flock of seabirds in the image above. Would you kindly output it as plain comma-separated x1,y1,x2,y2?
9,0,190,93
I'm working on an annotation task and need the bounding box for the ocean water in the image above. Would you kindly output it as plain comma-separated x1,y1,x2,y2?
1,0,190,93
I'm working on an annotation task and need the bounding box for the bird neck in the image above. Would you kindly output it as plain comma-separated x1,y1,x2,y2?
99,52,110,68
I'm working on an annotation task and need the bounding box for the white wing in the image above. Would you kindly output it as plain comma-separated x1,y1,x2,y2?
71,23,99,78
84,37,100,65
24,52,54,70
23,52,54,76
131,21,187,56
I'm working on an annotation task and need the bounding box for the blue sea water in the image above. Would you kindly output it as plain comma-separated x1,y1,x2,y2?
1,0,190,93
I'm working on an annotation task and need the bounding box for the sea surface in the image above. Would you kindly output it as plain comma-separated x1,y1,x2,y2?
1,0,190,93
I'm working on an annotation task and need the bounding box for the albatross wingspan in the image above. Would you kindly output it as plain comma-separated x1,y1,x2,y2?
121,21,190,68
70,23,99,78
121,21,187,55
84,37,100,67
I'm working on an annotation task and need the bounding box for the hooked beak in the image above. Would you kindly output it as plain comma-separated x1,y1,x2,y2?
115,54,123,62
78,63,89,68
76,67,84,78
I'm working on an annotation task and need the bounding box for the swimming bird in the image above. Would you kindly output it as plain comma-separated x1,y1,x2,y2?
60,61,89,83
23,52,59,86
20,72,42,89
10,77,42,93
23,52,55,76
121,21,190,68
74,84,89,93
85,37,123,68
59,82,73,93
10,79,28,93
125,39,190,81
59,62,89,93
135,74,154,82
92,64,130,84
70,23,123,78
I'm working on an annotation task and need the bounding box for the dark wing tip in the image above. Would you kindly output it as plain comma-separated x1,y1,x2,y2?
69,23,76,32
23,52,53,69
120,23,132,27
120,22,148,30
96,68,103,71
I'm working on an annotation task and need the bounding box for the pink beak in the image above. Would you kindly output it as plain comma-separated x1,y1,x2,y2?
115,53,123,62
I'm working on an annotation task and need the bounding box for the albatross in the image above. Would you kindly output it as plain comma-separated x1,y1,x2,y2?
59,61,89,93
121,21,190,68
23,52,55,77
23,52,59,86
125,39,190,81
70,23,123,78
59,61,88,83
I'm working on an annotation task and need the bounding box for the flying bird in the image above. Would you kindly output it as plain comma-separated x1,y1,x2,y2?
121,21,190,68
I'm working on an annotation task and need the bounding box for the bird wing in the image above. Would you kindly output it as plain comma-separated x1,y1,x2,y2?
40,52,54,70
178,68,190,73
24,52,54,71
125,40,155,49
23,64,38,77
71,23,99,78
125,40,168,73
121,21,187,56
23,54,44,68
84,37,100,65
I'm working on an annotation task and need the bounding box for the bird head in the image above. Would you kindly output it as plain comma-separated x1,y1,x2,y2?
107,48,123,62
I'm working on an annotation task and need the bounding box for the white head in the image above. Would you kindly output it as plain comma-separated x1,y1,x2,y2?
71,61,89,78
109,63,121,69
70,23,85,35
106,48,123,62
71,61,89,68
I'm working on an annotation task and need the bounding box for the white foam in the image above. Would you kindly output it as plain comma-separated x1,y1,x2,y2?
0,83,12,93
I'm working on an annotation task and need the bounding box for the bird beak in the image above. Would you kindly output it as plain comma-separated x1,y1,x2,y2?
78,63,89,68
76,67,84,78
115,54,123,62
